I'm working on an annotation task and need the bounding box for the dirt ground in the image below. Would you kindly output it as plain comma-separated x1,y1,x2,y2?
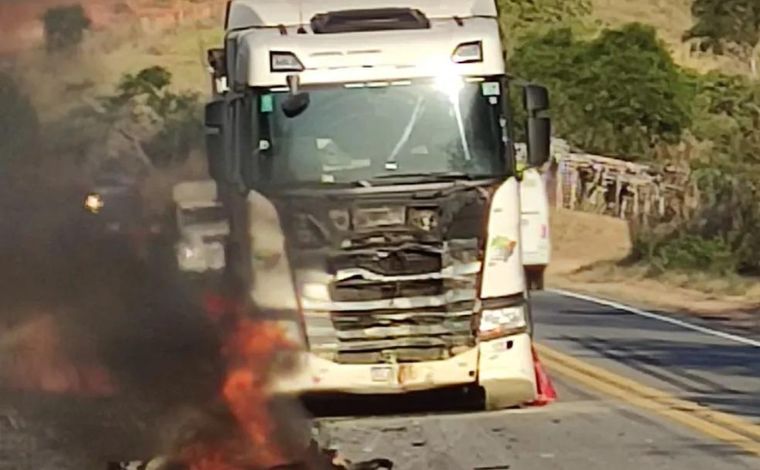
547,208,760,333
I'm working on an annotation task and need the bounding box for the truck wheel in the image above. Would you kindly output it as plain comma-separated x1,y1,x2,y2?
526,268,545,291
525,299,534,338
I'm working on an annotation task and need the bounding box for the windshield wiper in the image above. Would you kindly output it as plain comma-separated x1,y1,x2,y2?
274,180,370,189
370,171,477,182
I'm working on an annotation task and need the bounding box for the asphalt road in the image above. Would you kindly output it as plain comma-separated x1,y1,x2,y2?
317,291,760,470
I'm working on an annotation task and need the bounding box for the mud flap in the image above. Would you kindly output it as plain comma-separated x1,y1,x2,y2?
527,344,557,406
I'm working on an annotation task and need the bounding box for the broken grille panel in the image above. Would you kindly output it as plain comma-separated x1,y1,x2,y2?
305,301,477,364
330,249,442,276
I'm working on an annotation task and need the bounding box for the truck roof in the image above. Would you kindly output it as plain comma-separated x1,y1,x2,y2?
233,15,502,86
226,0,497,30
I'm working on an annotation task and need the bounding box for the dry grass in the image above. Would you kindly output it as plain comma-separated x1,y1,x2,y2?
590,0,750,75
15,20,222,121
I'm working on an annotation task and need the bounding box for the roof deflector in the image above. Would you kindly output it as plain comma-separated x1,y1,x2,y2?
311,8,431,34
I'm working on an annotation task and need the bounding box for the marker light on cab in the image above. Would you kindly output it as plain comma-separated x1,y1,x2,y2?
270,51,305,72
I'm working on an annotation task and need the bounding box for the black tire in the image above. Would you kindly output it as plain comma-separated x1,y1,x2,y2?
524,289,535,337
534,272,545,290
525,267,545,291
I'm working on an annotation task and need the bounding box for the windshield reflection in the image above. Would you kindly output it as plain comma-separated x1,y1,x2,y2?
257,78,507,185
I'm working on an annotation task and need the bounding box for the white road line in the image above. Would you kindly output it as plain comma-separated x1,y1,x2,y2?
547,288,760,348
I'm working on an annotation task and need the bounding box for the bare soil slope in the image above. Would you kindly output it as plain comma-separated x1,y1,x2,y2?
590,0,750,75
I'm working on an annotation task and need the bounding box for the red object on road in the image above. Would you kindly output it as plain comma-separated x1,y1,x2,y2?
529,344,557,406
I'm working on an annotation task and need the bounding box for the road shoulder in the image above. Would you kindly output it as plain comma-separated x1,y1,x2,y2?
548,208,759,335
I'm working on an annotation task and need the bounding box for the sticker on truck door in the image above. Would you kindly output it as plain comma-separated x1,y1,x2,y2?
489,236,517,263
481,82,500,96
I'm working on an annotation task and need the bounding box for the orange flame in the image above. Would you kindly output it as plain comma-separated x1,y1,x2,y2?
181,293,299,470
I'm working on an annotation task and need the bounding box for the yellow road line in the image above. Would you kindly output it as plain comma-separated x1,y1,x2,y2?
535,343,760,457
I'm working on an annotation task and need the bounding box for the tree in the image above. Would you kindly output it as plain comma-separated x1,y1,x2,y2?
684,0,760,76
510,24,693,159
98,66,203,169
42,4,92,52
0,72,39,163
690,73,760,164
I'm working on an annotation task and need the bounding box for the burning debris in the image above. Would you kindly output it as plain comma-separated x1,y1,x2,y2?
161,292,393,470
107,290,394,470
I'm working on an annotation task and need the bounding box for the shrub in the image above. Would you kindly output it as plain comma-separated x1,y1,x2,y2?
99,66,203,169
510,24,693,160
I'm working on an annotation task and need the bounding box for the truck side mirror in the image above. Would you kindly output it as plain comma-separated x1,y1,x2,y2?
281,74,310,118
526,117,551,167
282,93,310,118
205,100,227,181
523,84,551,167
207,48,226,79
523,84,549,113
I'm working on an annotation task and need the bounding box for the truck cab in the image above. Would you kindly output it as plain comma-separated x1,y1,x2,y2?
204,0,552,409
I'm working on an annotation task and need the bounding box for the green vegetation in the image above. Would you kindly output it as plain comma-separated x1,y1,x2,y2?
33,63,202,179
501,0,760,277
97,66,204,169
42,4,92,52
510,24,692,159
684,0,760,75
497,0,592,44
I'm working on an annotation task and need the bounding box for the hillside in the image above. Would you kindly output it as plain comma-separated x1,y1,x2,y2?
11,0,754,114
590,0,749,75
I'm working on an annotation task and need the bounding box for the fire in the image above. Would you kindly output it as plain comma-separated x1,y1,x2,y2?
178,293,300,470
218,317,294,468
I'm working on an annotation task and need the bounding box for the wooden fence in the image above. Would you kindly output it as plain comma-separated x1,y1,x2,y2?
550,150,694,224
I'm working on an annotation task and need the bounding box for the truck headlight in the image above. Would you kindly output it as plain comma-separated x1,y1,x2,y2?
479,305,527,339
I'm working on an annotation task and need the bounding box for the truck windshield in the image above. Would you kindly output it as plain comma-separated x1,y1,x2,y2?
257,77,508,185
180,206,225,225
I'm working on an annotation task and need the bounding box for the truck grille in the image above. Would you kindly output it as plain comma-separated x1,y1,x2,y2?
328,303,476,363
299,239,482,364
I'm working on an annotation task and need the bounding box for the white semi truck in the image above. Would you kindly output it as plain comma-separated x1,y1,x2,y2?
203,0,552,409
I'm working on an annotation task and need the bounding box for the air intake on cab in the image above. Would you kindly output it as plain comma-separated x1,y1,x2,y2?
311,8,431,34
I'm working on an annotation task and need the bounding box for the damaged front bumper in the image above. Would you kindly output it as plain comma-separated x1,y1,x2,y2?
270,332,537,407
